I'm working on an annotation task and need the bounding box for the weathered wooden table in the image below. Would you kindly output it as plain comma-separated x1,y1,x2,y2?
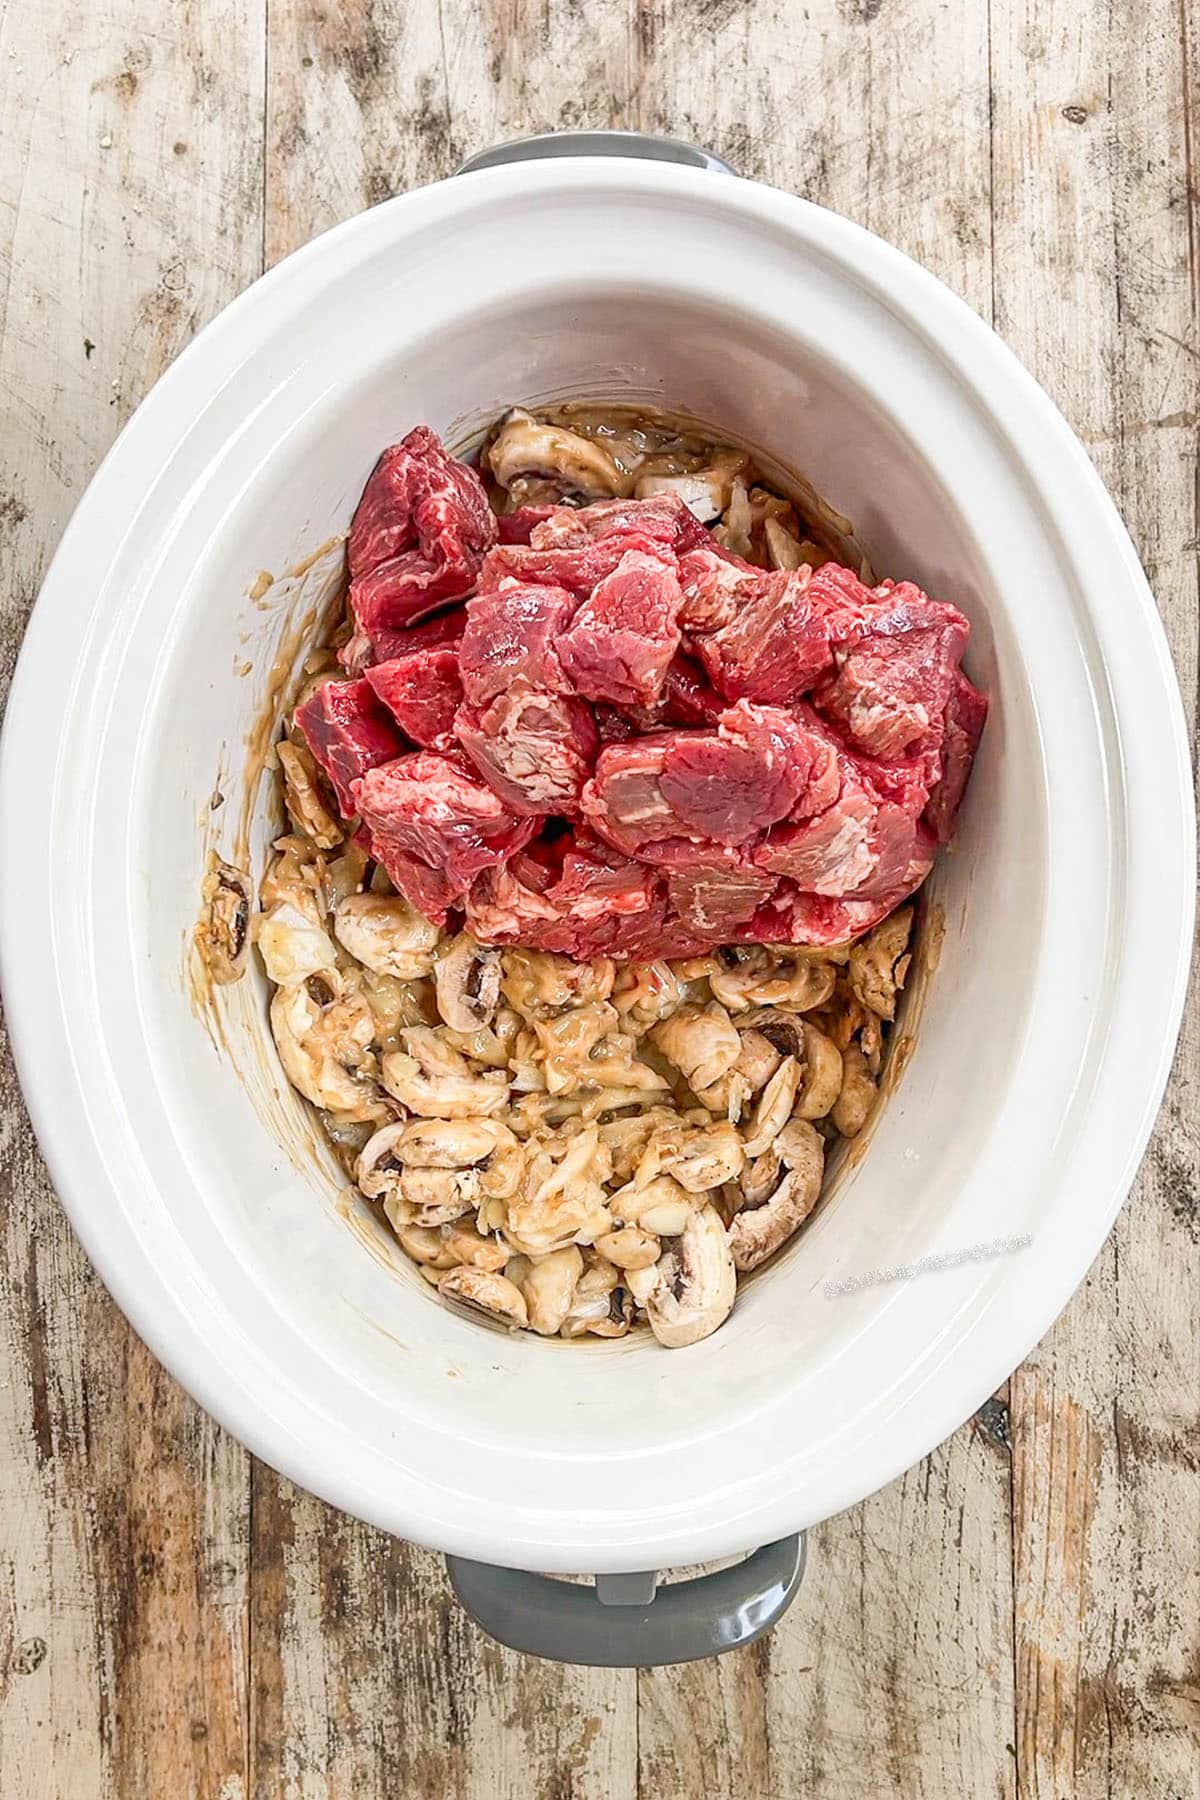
1,3,1197,1795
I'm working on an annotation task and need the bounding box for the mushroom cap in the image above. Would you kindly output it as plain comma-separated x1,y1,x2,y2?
728,1122,824,1272
484,408,630,500
645,1205,736,1348
434,932,502,1033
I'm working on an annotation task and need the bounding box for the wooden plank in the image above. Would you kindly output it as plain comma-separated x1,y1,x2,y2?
264,0,637,267
1,1,1196,1793
256,5,640,1794
764,1407,1017,1800
251,1477,633,1800
636,5,1016,1794
0,2,264,1794
991,3,1200,1797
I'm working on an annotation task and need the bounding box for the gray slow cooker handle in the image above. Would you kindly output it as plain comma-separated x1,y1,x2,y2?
456,129,738,178
445,1534,805,1667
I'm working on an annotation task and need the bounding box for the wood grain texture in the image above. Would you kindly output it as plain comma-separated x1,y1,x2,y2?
992,4,1200,1797
1,0,1197,1796
0,4,264,1797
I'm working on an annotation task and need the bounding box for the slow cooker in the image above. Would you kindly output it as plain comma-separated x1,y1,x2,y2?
0,133,1192,1665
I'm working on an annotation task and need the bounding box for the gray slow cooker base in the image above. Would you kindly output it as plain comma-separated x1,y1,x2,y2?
446,1535,806,1667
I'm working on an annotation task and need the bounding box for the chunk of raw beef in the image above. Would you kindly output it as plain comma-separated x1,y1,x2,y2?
753,714,936,906
478,533,679,600
923,670,988,841
582,703,838,857
294,678,407,817
465,835,707,961
747,883,913,949
365,648,463,750
530,492,711,555
347,426,496,637
454,688,599,815
812,582,971,758
339,603,468,677
600,654,726,735
496,505,556,544
693,564,837,703
353,751,534,922
458,584,577,704
558,550,684,707
665,856,779,938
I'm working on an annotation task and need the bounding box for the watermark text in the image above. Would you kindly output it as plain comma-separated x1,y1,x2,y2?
824,1233,1032,1299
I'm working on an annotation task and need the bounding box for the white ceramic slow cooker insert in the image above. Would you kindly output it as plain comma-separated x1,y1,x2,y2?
1,154,1192,1636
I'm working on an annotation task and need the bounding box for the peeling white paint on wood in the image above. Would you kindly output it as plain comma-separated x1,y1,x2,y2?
1,1,1196,1794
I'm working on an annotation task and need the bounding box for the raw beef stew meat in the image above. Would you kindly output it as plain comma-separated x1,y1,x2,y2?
458,584,576,704
347,425,496,637
455,688,599,816
365,648,464,751
296,427,987,957
294,678,406,818
558,549,684,708
353,751,534,923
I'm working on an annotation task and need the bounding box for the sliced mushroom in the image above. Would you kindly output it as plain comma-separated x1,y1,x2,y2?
560,1258,632,1338
434,933,502,1033
728,1120,824,1271
396,1166,479,1226
624,1261,662,1307
795,1022,844,1120
644,1206,737,1348
358,967,431,1053
532,1006,669,1099
831,1043,877,1137
501,948,615,1019
381,1034,509,1118
764,514,804,570
740,1148,782,1209
710,948,838,1014
277,739,343,850
649,1003,741,1094
692,1070,753,1123
776,1118,824,1170
392,1118,523,1192
593,1225,661,1271
256,900,339,988
321,841,370,911
611,960,682,1030
638,1120,745,1193
848,907,913,1021
740,1056,801,1158
738,1010,805,1059
395,1222,459,1269
590,1283,635,1338
269,980,387,1122
521,1245,584,1335
439,1006,523,1070
503,1124,612,1255
597,1106,681,1184
440,1223,510,1273
610,1174,697,1238
334,892,442,980
356,1121,408,1207
199,857,251,985
485,408,630,501
858,1010,884,1076
437,1266,529,1329
732,1028,783,1093
716,477,754,559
